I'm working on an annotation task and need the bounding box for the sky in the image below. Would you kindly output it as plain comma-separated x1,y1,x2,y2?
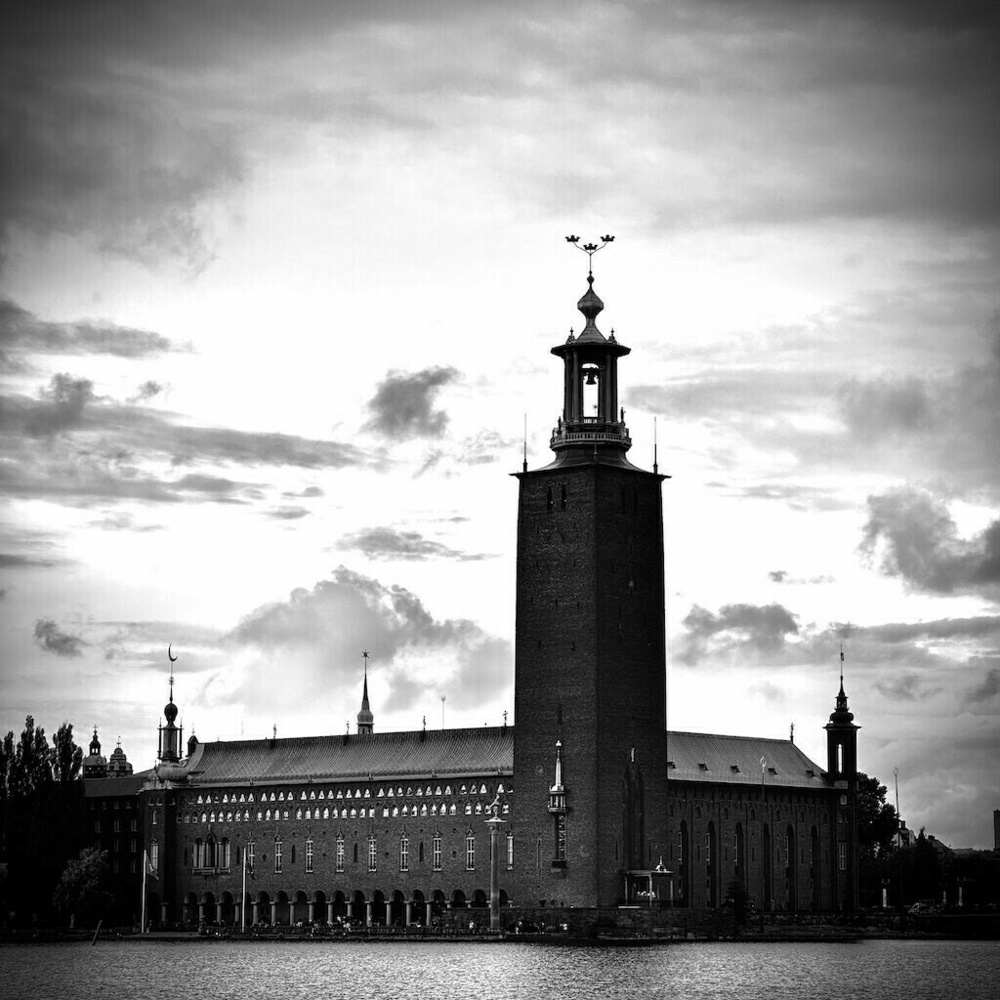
1,0,998,848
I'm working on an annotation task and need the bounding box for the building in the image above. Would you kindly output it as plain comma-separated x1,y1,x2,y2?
88,263,861,926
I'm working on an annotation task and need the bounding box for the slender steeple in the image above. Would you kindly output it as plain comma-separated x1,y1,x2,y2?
357,649,374,736
82,725,107,779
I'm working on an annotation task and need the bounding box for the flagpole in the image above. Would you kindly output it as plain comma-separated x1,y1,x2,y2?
241,847,247,933
140,848,147,934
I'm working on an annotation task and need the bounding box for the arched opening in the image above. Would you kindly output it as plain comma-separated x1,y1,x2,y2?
499,889,509,907
389,889,405,927
762,825,773,912
811,826,821,911
202,891,216,926
314,889,327,925
707,821,719,908
786,824,797,911
274,890,290,926
410,889,425,925
350,890,366,924
145,891,161,929
220,890,235,926
450,888,467,909
371,889,386,926
292,890,309,925
257,890,271,925
431,889,447,922
184,891,199,927
471,888,488,909
332,890,348,922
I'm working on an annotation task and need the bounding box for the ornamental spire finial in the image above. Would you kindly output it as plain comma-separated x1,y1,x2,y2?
565,234,615,277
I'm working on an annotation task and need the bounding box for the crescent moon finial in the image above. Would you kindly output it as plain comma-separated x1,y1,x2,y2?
168,644,177,663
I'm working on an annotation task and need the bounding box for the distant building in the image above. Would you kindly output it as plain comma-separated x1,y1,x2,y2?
89,267,861,926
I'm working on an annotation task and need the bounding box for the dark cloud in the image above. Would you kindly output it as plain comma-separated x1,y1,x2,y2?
679,602,799,664
0,377,376,506
0,299,181,364
966,664,1000,703
336,526,494,562
860,488,1000,596
874,672,936,702
363,368,458,440
0,552,62,568
225,566,511,714
33,618,86,657
769,570,788,583
128,381,166,404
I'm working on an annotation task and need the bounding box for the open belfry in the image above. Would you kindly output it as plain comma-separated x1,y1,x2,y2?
85,243,860,927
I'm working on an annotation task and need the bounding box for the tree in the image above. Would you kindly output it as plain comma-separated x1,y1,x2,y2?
11,715,52,797
51,723,83,784
53,848,113,927
856,772,898,859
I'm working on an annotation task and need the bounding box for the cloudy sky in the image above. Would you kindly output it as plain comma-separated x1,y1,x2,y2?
1,0,997,848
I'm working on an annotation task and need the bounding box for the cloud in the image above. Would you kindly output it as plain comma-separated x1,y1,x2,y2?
679,601,800,664
769,570,788,583
33,618,86,657
336,526,494,562
860,488,1000,597
0,299,182,365
0,375,377,507
874,672,934,702
0,552,62,568
363,367,459,440
965,664,1000,703
224,566,511,715
265,506,309,520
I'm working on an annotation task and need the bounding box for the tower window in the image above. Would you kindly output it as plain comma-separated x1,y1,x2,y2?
466,831,476,870
274,838,282,874
507,833,514,870
305,838,314,873
368,835,377,872
560,485,567,510
547,487,554,512
336,836,344,872
837,743,844,774
433,834,442,871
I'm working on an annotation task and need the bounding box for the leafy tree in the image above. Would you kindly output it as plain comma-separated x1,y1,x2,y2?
856,772,898,859
53,848,113,927
11,715,52,796
51,722,83,784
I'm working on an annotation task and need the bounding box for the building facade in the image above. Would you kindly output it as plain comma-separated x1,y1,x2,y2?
87,266,861,926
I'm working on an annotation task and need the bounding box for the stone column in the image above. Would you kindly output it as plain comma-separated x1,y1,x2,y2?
198,902,205,922
365,900,373,927
252,901,259,924
327,901,335,924
161,902,168,925
308,901,315,923
270,900,277,925
405,900,413,925
216,902,223,924
425,901,432,925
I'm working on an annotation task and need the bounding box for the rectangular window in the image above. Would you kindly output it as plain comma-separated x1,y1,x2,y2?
113,819,122,833
368,836,377,872
432,835,442,871
399,836,409,871
150,842,159,872
130,818,138,832
506,833,514,870
130,838,137,854
336,837,344,873
274,839,283,874
94,820,101,834
305,838,314,874
555,815,566,862
705,833,711,865
838,842,847,871
466,833,476,871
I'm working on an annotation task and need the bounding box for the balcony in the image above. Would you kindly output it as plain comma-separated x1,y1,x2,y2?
550,419,631,451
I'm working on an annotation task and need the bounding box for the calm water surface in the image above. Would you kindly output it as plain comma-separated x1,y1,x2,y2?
1,939,994,999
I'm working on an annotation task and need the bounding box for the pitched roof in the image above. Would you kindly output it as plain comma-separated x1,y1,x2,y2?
666,731,828,789
170,726,828,792
83,772,151,798
184,726,514,787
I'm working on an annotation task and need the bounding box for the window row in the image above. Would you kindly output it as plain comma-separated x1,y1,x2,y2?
191,781,509,807
190,832,516,875
184,799,510,825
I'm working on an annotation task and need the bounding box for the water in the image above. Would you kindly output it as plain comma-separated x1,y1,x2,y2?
1,938,995,999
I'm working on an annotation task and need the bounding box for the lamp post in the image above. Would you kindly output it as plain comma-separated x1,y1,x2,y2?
485,797,505,932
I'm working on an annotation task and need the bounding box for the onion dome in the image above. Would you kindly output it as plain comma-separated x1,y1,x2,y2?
574,276,607,344
164,699,179,724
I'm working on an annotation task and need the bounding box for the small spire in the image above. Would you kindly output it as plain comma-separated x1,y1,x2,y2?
357,649,374,735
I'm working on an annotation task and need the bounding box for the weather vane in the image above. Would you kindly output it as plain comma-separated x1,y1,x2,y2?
565,234,615,275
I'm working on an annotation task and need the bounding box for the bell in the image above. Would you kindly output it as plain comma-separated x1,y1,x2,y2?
584,370,598,385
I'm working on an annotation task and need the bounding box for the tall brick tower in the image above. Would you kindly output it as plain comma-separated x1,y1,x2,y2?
511,243,669,907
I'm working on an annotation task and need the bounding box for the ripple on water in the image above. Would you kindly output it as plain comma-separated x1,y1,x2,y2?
2,938,997,1000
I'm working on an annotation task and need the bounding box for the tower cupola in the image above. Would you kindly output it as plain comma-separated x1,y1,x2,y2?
548,236,633,466
82,725,108,779
157,647,183,763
